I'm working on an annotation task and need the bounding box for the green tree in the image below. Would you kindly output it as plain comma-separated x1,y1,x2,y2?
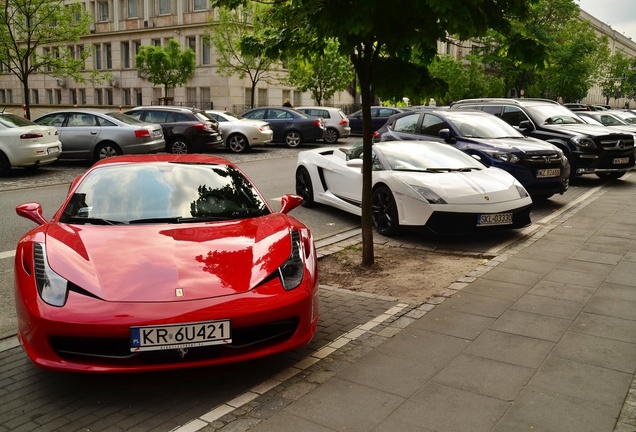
0,0,96,119
135,39,196,102
428,55,468,104
285,39,354,105
598,51,631,105
206,3,280,109
212,0,531,266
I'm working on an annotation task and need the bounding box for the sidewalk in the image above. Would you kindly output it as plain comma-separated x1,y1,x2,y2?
180,179,636,432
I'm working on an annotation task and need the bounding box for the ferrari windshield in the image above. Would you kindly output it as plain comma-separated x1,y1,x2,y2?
444,112,525,138
376,142,485,171
59,162,269,224
524,104,586,125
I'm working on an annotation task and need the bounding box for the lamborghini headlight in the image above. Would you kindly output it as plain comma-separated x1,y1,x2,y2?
571,135,597,149
515,183,530,198
411,185,447,204
481,150,520,164
279,230,304,290
33,243,69,307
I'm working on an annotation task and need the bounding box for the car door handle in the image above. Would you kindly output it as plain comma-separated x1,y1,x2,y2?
90,131,98,135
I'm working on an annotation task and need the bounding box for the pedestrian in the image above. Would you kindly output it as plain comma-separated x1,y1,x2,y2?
283,98,293,108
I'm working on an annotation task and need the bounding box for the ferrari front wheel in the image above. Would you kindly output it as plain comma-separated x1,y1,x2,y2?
295,166,315,207
372,185,400,236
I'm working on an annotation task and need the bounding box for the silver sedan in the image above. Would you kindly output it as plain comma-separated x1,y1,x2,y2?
34,109,165,161
204,110,274,153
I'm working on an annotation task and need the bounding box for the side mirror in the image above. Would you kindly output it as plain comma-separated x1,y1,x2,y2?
438,128,455,143
279,194,303,214
518,120,534,131
16,202,48,226
346,158,364,169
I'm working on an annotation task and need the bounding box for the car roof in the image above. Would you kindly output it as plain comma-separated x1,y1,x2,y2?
128,106,203,112
451,98,559,107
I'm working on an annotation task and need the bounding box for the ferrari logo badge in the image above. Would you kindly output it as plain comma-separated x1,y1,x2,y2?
175,288,184,297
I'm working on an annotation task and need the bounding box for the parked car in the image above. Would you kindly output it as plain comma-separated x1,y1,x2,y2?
295,140,532,236
204,110,274,153
295,106,351,144
564,103,599,112
124,106,222,154
450,98,635,180
14,153,318,372
377,109,570,199
241,107,325,147
610,110,636,125
576,111,636,134
34,109,164,162
0,112,62,176
347,106,404,135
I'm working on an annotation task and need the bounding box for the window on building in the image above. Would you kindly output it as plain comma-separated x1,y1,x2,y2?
43,47,51,71
105,43,112,69
153,88,162,103
159,0,170,15
31,89,39,105
244,88,252,108
186,87,197,105
201,39,210,65
95,89,103,105
293,90,301,107
121,41,130,68
193,0,206,10
258,89,267,107
122,88,131,105
55,89,62,104
77,45,85,70
46,89,53,104
152,38,161,47
95,44,102,70
98,1,109,22
0,90,5,104
127,0,138,18
135,88,143,105
70,89,77,105
282,90,291,104
105,88,113,105
79,89,87,105
186,36,196,54
200,87,210,108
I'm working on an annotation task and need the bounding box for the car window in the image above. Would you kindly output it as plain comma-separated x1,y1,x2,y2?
392,113,419,133
0,113,38,127
35,113,67,127
125,111,143,121
600,115,623,126
267,109,291,119
68,113,97,126
244,110,265,120
420,114,448,136
480,105,503,116
501,106,529,127
107,112,146,125
378,108,396,118
97,116,117,127
337,110,347,120
147,111,169,123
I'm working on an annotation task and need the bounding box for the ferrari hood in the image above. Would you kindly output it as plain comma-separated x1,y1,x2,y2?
392,168,524,204
44,215,294,302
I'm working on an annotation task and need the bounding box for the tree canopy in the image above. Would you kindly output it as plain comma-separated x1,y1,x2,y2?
135,39,196,101
0,0,95,118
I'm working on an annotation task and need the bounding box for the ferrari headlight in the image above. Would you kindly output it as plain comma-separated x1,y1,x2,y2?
33,243,69,307
571,135,597,149
279,230,304,290
482,150,520,164
411,185,447,204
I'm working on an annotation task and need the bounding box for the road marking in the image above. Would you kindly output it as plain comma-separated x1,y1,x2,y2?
0,250,15,260
170,302,411,432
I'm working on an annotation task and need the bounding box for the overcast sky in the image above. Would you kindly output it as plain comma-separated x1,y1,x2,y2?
577,0,636,41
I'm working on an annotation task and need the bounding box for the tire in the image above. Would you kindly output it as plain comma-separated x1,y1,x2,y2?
94,142,121,161
227,134,250,153
0,151,11,176
168,138,191,154
595,172,626,180
372,185,400,236
285,131,303,148
295,166,315,207
324,128,339,144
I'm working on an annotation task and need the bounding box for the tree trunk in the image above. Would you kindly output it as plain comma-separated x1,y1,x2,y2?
250,80,257,108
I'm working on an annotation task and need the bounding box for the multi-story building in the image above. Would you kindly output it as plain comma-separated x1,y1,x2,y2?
0,0,354,115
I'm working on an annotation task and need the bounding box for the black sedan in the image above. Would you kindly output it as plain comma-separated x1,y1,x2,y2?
241,107,325,147
377,109,570,199
347,106,404,135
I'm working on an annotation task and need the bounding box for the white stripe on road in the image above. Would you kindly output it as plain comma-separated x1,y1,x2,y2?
0,250,15,260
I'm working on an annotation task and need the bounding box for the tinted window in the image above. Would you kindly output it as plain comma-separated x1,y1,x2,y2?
0,113,38,127
501,106,529,127
392,113,419,133
481,105,503,116
378,108,397,118
267,109,292,119
244,110,265,120
420,114,448,136
35,113,67,127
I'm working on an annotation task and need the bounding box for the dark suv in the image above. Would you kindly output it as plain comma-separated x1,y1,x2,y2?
449,98,635,180
377,109,570,199
125,106,222,154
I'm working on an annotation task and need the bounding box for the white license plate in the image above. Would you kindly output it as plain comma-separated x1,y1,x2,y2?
477,212,513,226
613,157,630,164
536,168,560,178
130,319,231,352
47,147,60,154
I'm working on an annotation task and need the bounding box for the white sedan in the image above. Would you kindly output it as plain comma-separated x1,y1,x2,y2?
0,112,62,176
295,141,533,236
205,110,274,153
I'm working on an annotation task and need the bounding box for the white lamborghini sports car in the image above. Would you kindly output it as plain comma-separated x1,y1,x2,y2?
295,141,533,236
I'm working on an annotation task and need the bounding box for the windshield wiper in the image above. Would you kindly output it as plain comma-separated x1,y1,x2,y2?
64,217,123,225
127,216,231,224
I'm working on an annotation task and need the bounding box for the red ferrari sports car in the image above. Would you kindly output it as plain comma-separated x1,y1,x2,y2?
14,154,318,372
